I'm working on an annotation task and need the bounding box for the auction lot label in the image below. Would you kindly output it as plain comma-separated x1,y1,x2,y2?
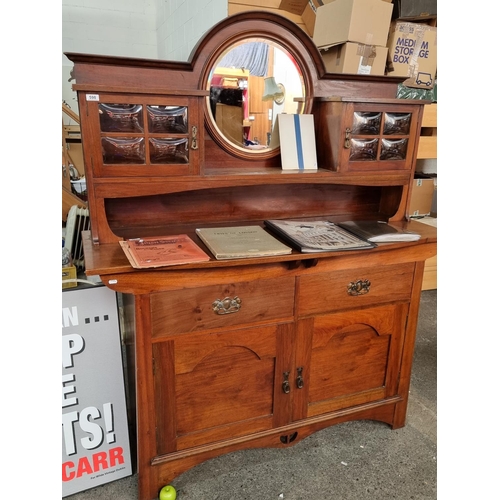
62,286,132,497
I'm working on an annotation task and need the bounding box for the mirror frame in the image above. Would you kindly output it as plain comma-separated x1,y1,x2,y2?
196,13,320,161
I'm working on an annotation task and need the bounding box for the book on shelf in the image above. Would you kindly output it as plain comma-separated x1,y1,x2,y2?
119,234,211,269
337,220,422,242
195,225,292,260
264,219,376,253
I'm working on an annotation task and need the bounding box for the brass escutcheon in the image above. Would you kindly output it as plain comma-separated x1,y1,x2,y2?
344,127,352,148
191,125,198,150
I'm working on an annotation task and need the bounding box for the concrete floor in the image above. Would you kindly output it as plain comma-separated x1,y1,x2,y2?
66,290,437,500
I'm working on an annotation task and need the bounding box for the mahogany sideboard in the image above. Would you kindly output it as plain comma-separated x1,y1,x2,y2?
68,12,437,500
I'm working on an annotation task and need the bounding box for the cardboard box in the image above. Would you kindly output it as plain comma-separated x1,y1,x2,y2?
392,0,437,20
321,43,388,75
279,0,309,16
62,264,77,289
279,1,333,36
313,0,393,49
386,21,437,89
301,0,393,35
408,176,436,217
302,0,331,37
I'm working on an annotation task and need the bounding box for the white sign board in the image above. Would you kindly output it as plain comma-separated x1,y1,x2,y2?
62,286,132,496
276,114,318,171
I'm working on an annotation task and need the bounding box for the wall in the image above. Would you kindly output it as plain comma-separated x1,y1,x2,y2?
62,0,157,65
62,0,227,122
156,0,228,61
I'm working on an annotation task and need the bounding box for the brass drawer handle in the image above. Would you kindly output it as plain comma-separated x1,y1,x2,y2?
212,296,241,315
347,279,371,296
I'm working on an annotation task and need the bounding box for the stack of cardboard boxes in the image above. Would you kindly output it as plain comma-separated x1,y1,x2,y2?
279,0,437,89
312,0,393,76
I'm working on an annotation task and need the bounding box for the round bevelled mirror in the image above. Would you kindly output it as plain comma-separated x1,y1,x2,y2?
204,37,306,159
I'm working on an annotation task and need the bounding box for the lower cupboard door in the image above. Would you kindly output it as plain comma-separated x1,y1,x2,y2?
152,322,294,454
294,303,408,420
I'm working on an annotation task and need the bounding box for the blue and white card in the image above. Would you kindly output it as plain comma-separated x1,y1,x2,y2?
277,114,318,171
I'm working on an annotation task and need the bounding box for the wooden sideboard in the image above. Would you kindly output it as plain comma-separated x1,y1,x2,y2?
68,12,437,500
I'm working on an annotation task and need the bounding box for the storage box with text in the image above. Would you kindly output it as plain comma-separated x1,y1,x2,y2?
313,0,393,49
386,21,437,89
321,43,388,75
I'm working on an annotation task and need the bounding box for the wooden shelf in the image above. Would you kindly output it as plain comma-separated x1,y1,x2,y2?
414,216,437,291
414,103,437,290
416,103,437,159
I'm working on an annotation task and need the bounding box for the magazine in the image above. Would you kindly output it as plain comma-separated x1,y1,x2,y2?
264,220,375,253
337,220,421,242
195,225,292,260
119,234,211,268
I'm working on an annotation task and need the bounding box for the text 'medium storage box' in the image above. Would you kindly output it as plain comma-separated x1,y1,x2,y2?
386,21,437,89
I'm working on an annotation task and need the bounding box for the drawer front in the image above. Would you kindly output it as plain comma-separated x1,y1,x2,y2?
298,262,414,316
151,276,295,337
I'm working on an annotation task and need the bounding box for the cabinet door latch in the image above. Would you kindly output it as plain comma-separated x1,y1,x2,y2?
282,371,291,394
296,367,304,389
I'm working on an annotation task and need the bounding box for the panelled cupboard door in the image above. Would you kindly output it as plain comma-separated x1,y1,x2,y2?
152,322,295,455
292,303,409,421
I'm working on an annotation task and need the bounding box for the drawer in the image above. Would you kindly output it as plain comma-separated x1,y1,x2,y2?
298,262,414,316
151,276,295,337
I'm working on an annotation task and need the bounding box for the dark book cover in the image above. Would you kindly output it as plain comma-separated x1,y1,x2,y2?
337,221,421,243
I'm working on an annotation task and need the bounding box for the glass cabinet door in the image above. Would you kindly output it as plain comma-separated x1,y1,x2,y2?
342,104,419,172
83,93,202,177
